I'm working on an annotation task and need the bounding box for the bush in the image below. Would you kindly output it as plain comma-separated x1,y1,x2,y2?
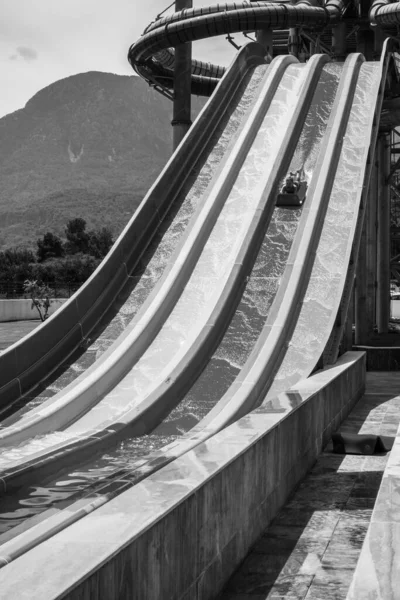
23,280,52,321
37,232,64,262
2,218,114,297
65,218,90,254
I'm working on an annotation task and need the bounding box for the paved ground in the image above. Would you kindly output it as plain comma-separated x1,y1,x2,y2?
218,372,400,600
0,321,41,351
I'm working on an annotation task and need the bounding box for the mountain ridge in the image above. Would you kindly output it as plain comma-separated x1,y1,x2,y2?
0,71,205,249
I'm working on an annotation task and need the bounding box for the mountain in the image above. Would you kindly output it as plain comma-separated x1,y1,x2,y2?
0,71,205,249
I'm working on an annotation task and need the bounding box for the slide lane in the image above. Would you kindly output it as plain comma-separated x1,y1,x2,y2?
0,55,340,561
0,42,266,416
0,55,311,478
263,53,387,404
214,52,366,419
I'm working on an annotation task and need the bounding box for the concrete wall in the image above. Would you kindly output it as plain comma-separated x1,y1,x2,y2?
353,346,400,371
391,299,400,319
0,351,365,600
0,299,67,322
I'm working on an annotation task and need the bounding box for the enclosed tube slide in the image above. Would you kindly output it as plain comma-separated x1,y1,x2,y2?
128,0,346,95
0,42,267,416
370,0,400,26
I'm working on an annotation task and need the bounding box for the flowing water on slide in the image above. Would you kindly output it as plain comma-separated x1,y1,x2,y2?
0,63,343,537
0,64,268,533
2,64,267,425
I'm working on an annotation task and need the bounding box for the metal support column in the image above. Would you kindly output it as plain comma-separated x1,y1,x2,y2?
366,150,378,333
377,134,391,332
355,212,368,344
332,22,347,60
374,26,384,59
256,29,273,62
343,281,355,352
288,28,300,57
356,28,375,60
172,0,193,151
357,0,375,59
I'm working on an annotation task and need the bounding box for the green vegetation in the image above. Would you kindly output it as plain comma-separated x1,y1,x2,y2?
23,280,52,322
0,219,114,298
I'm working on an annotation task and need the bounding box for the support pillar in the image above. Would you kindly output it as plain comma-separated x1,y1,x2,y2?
343,281,355,353
366,150,378,333
356,28,375,60
332,22,347,61
376,134,391,332
288,28,300,57
357,0,375,60
355,213,368,345
374,26,384,59
172,0,193,151
256,29,273,62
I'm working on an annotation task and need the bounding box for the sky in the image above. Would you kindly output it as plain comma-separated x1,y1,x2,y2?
0,0,240,119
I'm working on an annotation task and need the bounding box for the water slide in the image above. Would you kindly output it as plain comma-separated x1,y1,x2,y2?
0,40,270,416
0,53,325,476
0,46,393,566
0,0,399,569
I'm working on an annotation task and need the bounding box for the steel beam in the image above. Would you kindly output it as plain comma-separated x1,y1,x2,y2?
366,150,378,334
256,29,273,62
355,211,368,344
376,134,391,332
332,22,347,60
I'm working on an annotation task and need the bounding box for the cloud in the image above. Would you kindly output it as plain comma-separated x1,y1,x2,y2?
9,46,38,62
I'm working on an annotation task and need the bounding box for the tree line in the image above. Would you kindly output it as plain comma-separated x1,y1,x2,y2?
0,218,114,297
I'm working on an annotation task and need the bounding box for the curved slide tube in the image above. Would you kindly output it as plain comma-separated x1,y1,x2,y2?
370,0,400,26
0,53,323,488
0,42,267,414
129,0,346,94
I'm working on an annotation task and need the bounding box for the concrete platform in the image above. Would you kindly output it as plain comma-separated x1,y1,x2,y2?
0,352,365,600
218,372,400,600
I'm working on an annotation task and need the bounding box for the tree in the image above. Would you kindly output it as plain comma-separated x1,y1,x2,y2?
65,218,89,254
0,248,35,296
2,248,35,266
88,227,114,258
23,280,52,321
37,232,64,262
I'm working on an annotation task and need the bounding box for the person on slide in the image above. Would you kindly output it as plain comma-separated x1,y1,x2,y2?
282,170,301,194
